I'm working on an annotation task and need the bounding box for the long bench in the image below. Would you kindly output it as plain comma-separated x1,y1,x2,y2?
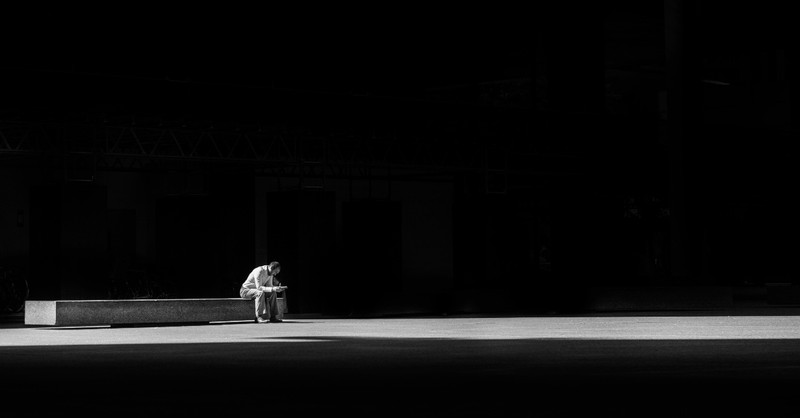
24,297,287,326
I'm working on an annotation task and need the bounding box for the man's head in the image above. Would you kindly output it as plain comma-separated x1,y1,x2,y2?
267,261,281,275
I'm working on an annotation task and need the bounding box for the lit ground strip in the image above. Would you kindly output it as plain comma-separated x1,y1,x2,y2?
4,316,800,347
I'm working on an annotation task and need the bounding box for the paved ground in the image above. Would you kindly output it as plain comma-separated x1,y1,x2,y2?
3,313,800,416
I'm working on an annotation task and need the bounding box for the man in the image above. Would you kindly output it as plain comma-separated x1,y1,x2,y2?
240,261,286,323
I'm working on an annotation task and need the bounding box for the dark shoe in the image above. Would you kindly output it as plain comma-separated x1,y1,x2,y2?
269,318,283,323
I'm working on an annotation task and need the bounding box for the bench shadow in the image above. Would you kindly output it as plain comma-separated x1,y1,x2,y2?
35,319,318,330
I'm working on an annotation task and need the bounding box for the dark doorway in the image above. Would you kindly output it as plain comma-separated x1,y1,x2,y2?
342,199,402,315
29,183,108,300
266,190,336,314
155,196,219,298
107,209,137,298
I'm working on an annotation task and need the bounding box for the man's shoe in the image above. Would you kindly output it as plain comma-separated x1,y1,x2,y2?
256,317,270,323
269,318,283,323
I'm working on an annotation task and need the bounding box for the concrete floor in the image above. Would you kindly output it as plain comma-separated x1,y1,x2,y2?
3,313,800,416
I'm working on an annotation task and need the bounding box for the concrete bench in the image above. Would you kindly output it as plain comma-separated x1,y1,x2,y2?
24,297,287,326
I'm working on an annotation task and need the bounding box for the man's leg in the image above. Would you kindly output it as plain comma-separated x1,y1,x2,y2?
241,288,268,321
266,291,283,321
255,291,268,320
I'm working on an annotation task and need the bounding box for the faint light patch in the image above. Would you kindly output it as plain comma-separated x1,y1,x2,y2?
702,79,731,86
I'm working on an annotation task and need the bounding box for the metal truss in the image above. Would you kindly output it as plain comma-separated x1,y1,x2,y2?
1,115,589,189
1,120,491,175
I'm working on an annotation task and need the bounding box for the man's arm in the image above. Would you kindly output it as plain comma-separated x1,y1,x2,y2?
255,267,280,293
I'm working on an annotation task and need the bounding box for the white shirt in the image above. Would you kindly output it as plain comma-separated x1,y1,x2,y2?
241,266,274,290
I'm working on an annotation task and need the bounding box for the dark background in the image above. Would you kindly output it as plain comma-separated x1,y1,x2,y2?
2,2,798,315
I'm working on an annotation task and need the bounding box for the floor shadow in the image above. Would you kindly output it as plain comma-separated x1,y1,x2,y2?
3,337,800,416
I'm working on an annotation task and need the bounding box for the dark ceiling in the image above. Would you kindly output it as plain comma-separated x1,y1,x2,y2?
1,2,794,128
